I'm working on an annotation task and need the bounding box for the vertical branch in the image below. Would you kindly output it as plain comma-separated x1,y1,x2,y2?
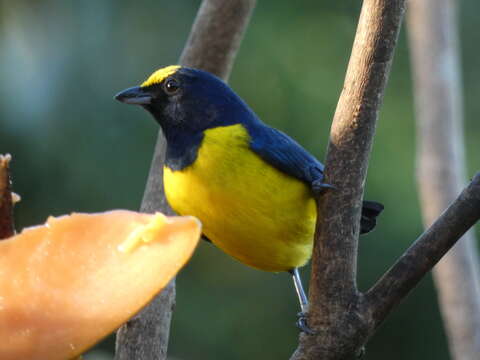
312,0,405,300
291,1,406,359
114,1,256,359
0,154,15,240
407,1,480,358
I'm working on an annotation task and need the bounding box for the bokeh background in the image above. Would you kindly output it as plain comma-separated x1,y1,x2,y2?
1,1,479,359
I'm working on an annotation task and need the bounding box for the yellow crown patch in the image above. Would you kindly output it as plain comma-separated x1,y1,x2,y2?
141,65,181,87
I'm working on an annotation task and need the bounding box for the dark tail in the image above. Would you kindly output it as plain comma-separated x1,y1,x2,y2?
360,200,384,234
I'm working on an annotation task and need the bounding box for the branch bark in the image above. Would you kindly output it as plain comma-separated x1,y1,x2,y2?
0,154,14,240
179,0,256,81
114,1,256,359
291,1,407,358
366,173,480,329
407,1,480,358
291,0,479,359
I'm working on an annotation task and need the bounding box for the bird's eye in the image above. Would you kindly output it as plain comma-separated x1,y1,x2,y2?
164,78,180,95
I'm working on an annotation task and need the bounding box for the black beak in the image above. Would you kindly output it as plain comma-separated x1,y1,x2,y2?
114,86,152,105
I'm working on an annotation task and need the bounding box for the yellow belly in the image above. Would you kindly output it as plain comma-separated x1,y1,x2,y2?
163,124,316,272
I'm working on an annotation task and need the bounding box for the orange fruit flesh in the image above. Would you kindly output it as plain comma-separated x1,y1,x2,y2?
0,210,201,360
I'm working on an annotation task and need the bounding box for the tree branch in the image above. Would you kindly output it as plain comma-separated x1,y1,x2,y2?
114,1,256,359
0,154,14,240
407,1,480,358
366,173,480,329
311,0,406,301
179,0,256,81
291,1,406,359
290,2,480,358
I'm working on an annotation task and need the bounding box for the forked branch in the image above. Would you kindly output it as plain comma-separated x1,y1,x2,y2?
291,1,407,359
291,0,480,359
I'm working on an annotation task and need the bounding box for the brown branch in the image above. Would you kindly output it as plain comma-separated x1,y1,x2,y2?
114,1,256,359
366,173,480,329
407,1,480,358
290,1,480,358
179,0,255,81
311,0,406,300
0,154,14,240
291,1,406,359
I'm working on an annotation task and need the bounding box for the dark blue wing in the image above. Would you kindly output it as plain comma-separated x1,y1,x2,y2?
247,124,325,185
246,123,384,233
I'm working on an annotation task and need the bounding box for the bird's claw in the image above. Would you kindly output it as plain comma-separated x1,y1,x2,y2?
311,180,336,196
356,346,366,359
296,312,316,335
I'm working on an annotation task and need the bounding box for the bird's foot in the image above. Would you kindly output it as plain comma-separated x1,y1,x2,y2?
356,346,366,359
296,312,316,335
311,180,336,196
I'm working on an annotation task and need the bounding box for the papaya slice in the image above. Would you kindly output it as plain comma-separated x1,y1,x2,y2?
0,210,201,360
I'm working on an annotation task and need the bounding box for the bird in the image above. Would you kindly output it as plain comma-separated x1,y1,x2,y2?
115,65,383,332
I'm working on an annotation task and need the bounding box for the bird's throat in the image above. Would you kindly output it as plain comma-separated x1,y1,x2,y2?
164,131,204,171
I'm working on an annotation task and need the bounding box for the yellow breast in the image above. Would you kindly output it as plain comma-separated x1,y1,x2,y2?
163,124,316,272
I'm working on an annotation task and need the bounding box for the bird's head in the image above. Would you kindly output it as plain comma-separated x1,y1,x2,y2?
115,66,250,136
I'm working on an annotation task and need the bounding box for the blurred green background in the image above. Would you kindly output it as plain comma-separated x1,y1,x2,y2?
1,1,479,359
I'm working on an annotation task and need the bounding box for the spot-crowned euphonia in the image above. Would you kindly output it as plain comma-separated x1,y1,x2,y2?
115,66,383,332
